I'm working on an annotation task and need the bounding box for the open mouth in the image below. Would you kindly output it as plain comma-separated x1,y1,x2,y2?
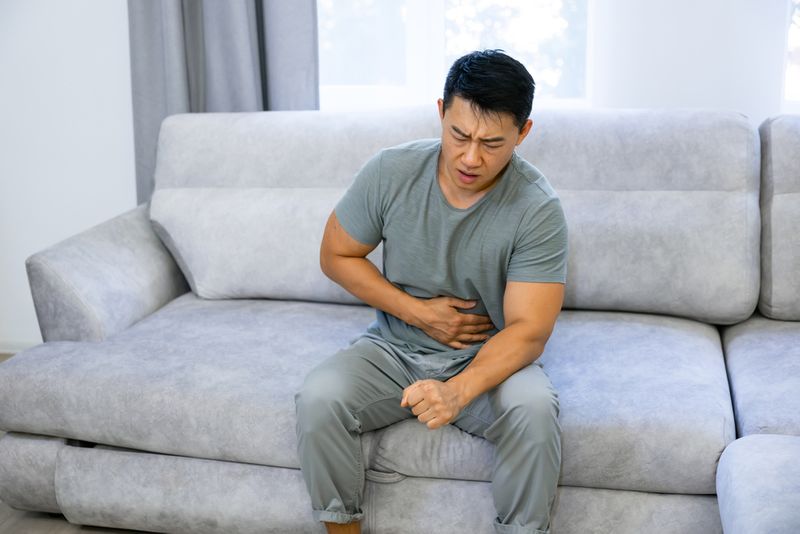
457,169,479,184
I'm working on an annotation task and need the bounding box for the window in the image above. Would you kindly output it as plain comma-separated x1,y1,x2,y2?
317,0,589,111
785,0,800,105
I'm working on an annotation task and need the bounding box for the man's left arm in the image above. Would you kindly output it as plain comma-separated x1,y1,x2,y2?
401,280,564,429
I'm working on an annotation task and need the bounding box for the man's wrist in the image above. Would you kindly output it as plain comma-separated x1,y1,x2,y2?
397,294,426,329
446,373,475,410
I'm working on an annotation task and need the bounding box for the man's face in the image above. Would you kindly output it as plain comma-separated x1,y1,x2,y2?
437,95,532,199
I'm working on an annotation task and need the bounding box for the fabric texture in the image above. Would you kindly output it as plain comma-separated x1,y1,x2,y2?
148,108,759,323
127,0,319,203
722,313,800,437
148,186,381,301
0,432,66,513
520,108,760,324
294,337,561,532
367,308,735,494
716,434,800,534
0,431,716,534
334,138,567,356
0,294,377,470
0,297,732,495
758,114,800,320
25,203,188,342
535,310,733,494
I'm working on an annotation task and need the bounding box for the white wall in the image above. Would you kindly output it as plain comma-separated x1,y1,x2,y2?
0,0,136,352
590,0,792,126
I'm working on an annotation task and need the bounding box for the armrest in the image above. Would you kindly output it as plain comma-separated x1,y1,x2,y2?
25,203,189,342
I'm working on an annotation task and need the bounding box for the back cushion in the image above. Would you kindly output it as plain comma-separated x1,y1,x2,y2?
758,115,800,320
149,108,439,303
150,107,760,323
520,109,760,325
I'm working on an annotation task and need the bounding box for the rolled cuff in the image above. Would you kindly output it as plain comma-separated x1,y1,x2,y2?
312,509,364,524
493,517,549,534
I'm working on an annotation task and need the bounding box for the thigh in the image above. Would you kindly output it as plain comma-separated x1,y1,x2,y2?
451,361,559,438
299,337,417,432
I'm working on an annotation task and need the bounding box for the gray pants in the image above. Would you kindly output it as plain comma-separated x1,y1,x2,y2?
294,337,562,534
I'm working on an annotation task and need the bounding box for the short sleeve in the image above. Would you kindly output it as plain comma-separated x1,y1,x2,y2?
334,151,384,246
507,198,568,283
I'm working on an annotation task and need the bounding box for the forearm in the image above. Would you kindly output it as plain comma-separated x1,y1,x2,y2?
322,254,423,326
446,322,546,407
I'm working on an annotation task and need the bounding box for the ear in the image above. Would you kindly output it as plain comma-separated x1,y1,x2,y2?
437,98,445,120
516,118,533,145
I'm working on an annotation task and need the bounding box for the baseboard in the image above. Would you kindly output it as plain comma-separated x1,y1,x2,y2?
0,339,38,357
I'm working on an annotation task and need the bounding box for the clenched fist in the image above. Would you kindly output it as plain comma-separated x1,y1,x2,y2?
400,379,464,430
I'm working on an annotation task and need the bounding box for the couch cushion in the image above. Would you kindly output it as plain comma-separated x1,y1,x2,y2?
716,434,800,534
372,310,734,494
149,186,382,301
151,109,438,303
721,314,800,437
522,109,760,325
0,300,734,494
758,114,800,320
0,293,378,469
153,109,759,322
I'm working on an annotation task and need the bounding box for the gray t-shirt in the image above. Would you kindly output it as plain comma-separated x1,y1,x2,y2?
335,138,567,359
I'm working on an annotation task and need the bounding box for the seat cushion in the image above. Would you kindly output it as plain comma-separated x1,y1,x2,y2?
0,299,734,494
0,293,378,469
373,310,735,494
716,434,800,534
722,314,800,437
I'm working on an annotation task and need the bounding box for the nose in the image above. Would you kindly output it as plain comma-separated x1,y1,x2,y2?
462,142,481,168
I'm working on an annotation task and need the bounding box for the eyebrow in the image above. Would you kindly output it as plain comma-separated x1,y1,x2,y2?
451,125,505,143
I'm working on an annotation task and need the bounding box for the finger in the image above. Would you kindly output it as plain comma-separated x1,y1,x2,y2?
411,400,430,416
447,298,477,309
460,323,495,334
459,314,493,325
448,340,471,349
403,382,424,407
426,417,444,429
455,333,491,344
417,406,438,424
401,383,417,407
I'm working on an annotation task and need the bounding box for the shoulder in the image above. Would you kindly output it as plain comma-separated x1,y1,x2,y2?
354,138,437,179
508,152,560,204
377,138,440,165
363,139,440,193
503,154,567,235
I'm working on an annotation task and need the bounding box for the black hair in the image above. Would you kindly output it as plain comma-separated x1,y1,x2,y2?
442,49,535,131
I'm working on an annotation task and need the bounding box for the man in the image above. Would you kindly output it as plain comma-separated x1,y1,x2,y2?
295,50,567,534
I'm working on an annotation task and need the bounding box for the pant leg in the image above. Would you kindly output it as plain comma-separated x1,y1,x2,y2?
294,338,417,524
450,361,562,534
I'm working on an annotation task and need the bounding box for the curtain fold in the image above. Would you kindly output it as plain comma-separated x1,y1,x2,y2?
128,0,319,203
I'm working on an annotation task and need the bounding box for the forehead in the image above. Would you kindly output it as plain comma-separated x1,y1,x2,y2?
445,95,516,135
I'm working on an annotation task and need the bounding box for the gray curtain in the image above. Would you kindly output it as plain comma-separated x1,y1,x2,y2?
128,0,319,203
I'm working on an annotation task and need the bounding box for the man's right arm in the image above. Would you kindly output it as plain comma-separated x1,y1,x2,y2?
320,211,494,349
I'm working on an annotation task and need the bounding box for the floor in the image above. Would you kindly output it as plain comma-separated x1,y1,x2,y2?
0,352,149,533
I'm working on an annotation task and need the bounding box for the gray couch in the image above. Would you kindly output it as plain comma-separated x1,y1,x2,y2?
0,108,797,534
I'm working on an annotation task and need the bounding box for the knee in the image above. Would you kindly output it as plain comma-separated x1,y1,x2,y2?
294,367,353,432
496,386,560,441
